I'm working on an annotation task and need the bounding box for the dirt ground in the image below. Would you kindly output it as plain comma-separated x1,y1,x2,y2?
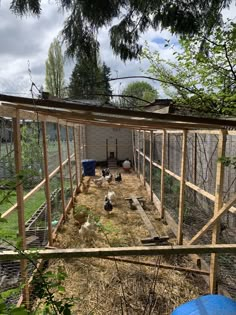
50,168,208,315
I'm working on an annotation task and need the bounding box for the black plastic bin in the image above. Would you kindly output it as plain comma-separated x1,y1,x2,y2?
82,159,96,176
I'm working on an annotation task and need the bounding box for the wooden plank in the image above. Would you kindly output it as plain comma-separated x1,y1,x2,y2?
42,121,53,246
138,130,140,177
177,130,187,245
0,244,236,261
57,124,66,219
210,130,226,294
13,110,29,307
149,131,153,202
102,257,210,275
66,126,73,198
132,197,158,239
160,130,166,218
189,191,236,245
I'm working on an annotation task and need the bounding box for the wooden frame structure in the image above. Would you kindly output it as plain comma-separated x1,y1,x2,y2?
0,94,236,304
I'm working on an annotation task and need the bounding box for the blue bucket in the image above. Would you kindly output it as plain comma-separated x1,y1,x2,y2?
82,159,96,176
172,295,236,315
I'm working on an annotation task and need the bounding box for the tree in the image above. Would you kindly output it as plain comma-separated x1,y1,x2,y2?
69,54,112,103
10,0,232,61
142,21,236,115
45,38,65,97
121,81,158,109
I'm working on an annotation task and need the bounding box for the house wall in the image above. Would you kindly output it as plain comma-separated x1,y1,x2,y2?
85,125,132,161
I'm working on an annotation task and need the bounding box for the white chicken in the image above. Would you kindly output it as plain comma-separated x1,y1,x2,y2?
92,176,104,187
79,216,96,241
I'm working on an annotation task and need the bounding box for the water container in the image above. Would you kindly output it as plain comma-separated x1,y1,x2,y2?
172,294,236,315
82,159,96,176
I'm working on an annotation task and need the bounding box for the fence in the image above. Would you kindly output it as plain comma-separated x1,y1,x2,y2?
0,114,86,305
134,129,236,298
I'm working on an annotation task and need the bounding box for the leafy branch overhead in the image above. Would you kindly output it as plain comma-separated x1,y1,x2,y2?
9,0,232,60
142,21,236,115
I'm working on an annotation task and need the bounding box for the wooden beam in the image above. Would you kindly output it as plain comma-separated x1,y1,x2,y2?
188,191,236,245
0,244,236,261
78,126,82,180
102,257,210,275
13,110,29,307
160,130,166,218
57,124,66,219
149,131,153,202
132,197,158,239
42,122,53,246
66,126,73,198
143,131,146,185
210,130,226,294
177,130,187,244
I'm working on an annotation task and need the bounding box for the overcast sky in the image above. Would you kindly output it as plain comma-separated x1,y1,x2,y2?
0,1,235,98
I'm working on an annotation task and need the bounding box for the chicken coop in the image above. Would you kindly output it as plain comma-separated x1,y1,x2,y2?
0,94,236,314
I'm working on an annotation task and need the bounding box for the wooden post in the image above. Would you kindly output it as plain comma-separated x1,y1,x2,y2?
57,124,66,218
106,139,108,161
132,130,137,172
66,126,73,198
116,138,118,160
138,130,140,177
13,111,29,307
73,126,79,187
42,122,53,246
210,130,226,294
78,126,82,181
143,131,146,185
160,130,166,218
193,133,197,203
149,131,153,202
177,129,187,245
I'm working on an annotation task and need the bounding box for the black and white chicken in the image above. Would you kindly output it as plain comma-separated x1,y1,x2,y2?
115,173,122,182
104,196,113,214
105,173,113,184
102,168,110,177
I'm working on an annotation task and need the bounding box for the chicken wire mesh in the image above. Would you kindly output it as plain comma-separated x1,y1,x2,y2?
135,130,236,298
0,116,82,307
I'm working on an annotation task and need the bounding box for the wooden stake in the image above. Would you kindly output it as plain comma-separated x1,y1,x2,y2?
143,131,146,185
13,111,29,308
42,122,53,246
149,131,153,202
57,124,66,219
73,127,79,187
160,130,166,218
210,130,226,294
66,126,73,198
177,129,187,244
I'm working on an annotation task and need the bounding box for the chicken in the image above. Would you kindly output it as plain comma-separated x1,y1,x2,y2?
102,168,110,177
105,173,113,184
107,191,116,204
104,196,113,214
79,216,96,241
115,173,122,182
92,176,104,187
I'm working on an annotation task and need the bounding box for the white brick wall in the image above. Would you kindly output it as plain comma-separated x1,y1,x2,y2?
85,125,132,161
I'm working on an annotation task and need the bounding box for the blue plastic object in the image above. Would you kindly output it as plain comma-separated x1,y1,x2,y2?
82,159,96,176
172,295,236,315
